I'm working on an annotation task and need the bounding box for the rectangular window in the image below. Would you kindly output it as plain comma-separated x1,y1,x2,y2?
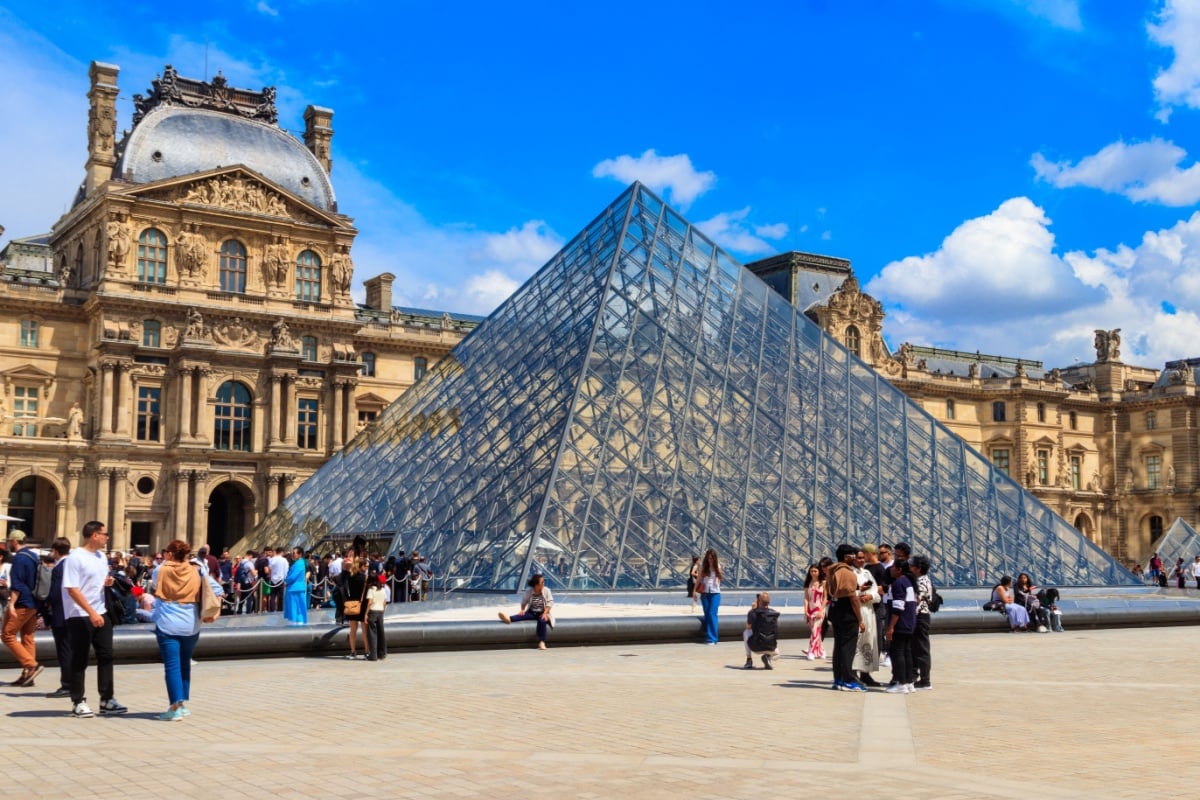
1070,455,1081,491
414,357,428,381
1036,402,1045,423
297,398,319,450
945,398,955,420
1146,411,1157,431
992,448,1010,476
12,386,38,436
20,320,39,348
1147,455,1161,490
992,401,1006,422
136,386,161,442
357,410,377,426
1037,450,1049,485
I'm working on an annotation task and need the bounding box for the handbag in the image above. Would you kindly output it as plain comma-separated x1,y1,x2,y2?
199,570,222,622
343,577,368,617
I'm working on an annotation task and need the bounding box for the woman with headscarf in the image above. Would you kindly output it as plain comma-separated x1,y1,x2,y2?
283,547,308,624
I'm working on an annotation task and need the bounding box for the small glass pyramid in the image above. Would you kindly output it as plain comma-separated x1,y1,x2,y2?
249,183,1136,590
1145,517,1200,579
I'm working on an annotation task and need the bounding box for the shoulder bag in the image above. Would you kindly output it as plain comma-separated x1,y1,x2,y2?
343,577,368,617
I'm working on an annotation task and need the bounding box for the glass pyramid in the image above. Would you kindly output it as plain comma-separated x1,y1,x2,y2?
250,183,1136,590
1145,517,1200,577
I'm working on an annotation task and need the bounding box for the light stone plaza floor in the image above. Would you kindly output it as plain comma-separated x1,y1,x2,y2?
3,622,1197,799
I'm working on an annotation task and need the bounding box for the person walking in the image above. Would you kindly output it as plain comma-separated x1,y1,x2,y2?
63,521,126,718
2,531,45,687
498,573,555,649
687,555,700,614
283,547,308,624
42,537,73,698
696,549,722,645
803,564,827,660
826,544,866,692
150,540,203,721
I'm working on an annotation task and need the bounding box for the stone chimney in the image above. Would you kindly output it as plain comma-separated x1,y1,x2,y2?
85,61,120,196
303,105,334,174
364,273,395,312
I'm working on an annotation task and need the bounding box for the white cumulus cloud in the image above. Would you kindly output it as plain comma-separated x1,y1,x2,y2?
1032,138,1200,205
695,207,787,255
592,149,716,209
1148,0,1200,121
870,198,1200,367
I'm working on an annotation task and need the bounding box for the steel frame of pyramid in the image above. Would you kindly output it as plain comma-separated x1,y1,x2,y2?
249,183,1137,591
1145,517,1200,577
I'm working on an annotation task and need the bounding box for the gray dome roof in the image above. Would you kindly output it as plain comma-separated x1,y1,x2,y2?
118,105,335,210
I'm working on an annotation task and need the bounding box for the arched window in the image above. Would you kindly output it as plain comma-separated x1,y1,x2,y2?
945,398,955,420
301,336,318,362
1149,515,1165,542
219,240,247,293
214,381,253,452
142,320,161,348
360,351,376,377
414,356,428,381
137,228,168,284
295,249,322,302
845,325,861,357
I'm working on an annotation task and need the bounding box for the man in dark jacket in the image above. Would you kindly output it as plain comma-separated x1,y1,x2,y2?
826,543,867,692
42,538,73,698
2,531,44,687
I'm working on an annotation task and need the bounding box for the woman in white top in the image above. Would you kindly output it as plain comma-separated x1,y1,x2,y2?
852,549,882,685
697,549,722,644
498,574,555,649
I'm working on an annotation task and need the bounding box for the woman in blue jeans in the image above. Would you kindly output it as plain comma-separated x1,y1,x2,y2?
151,539,202,722
697,549,723,644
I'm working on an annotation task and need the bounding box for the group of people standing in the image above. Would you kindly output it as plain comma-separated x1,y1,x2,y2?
687,542,937,694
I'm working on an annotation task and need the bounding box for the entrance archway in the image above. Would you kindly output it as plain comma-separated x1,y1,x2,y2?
207,481,253,555
6,475,59,543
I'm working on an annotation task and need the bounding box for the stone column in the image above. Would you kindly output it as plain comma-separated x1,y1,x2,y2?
55,501,66,539
331,379,345,450
116,362,133,437
281,473,296,502
173,470,190,540
99,362,115,436
177,367,193,440
111,469,128,550
196,368,213,444
95,468,112,528
190,471,208,551
268,374,281,446
65,467,82,536
265,474,281,513
284,376,297,447
345,380,358,440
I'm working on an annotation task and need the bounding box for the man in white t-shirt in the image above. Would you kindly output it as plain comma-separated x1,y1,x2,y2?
328,553,344,623
267,548,289,613
63,521,126,718
1193,556,1200,590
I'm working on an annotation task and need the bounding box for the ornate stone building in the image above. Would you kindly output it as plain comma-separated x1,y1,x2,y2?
748,250,1198,564
0,62,479,554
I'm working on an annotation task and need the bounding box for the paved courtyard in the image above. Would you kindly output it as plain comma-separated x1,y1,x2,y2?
2,625,1195,798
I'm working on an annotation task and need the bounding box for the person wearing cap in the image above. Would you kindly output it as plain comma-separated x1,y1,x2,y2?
365,571,388,660
3,531,45,688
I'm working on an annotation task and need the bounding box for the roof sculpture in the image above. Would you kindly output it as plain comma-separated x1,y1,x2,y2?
246,183,1137,590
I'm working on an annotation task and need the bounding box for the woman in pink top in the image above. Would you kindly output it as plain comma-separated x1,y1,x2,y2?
804,563,827,660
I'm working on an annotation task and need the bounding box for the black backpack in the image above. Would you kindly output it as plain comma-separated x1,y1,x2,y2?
748,608,779,652
928,587,944,613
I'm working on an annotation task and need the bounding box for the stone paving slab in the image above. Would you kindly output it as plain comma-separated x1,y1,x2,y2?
1,626,1196,798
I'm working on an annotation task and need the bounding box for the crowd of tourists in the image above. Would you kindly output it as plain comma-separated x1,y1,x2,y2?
1137,552,1200,588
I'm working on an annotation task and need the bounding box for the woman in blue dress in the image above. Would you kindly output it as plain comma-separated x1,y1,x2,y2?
283,547,309,624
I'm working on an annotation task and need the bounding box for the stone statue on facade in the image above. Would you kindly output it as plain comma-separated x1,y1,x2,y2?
330,247,354,294
968,362,979,379
177,225,207,278
106,217,131,268
263,237,290,286
1124,470,1134,492
270,318,296,351
1166,464,1176,490
1094,328,1122,363
67,402,84,440
57,258,73,286
184,307,207,340
1168,363,1193,385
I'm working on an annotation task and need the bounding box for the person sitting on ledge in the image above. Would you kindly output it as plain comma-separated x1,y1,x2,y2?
498,573,554,650
990,576,1030,632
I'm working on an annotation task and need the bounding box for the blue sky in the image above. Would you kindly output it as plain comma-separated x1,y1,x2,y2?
3,0,1200,368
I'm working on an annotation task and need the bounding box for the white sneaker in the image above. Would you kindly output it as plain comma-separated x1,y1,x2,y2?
72,701,95,718
881,655,892,668
904,684,916,693
885,683,909,694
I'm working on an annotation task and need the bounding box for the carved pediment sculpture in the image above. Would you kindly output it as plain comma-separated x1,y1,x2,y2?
211,317,261,350
179,175,291,218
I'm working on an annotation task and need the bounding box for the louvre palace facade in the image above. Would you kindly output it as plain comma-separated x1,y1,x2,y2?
751,250,1197,565
0,62,479,554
